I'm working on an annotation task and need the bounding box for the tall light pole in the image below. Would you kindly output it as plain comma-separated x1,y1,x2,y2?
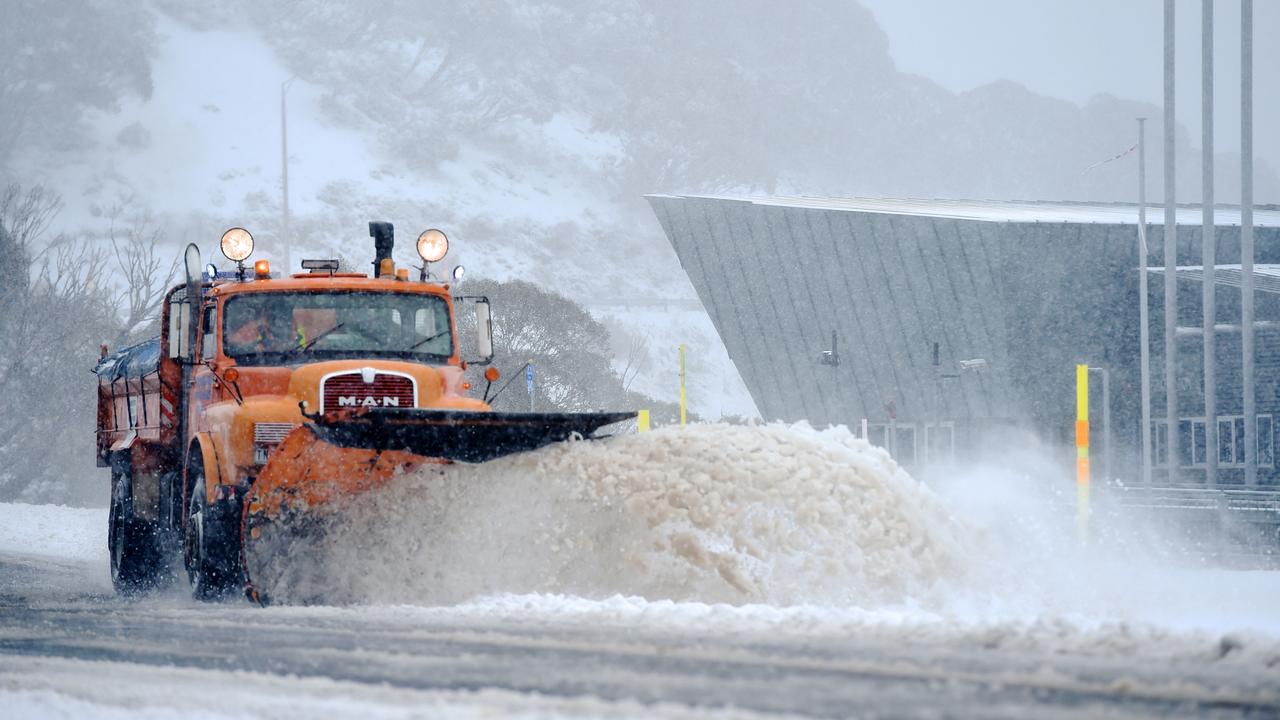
280,76,297,275
1137,117,1152,487
1201,0,1217,486
1241,0,1256,486
1163,0,1178,485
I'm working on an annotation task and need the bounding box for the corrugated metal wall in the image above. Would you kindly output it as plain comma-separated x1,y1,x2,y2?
649,194,1280,484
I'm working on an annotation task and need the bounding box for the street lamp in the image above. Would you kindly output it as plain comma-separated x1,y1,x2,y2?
280,76,297,275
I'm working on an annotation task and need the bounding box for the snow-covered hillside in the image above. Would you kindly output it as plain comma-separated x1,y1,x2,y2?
11,15,757,419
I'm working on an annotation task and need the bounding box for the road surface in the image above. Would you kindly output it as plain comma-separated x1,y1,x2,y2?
2,531,1278,719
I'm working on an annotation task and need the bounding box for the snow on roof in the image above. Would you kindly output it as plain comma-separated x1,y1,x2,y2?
647,194,1280,227
1147,264,1280,294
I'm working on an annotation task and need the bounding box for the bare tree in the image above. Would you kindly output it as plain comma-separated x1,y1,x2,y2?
0,184,61,259
0,184,66,389
104,203,178,343
0,184,121,504
618,331,650,393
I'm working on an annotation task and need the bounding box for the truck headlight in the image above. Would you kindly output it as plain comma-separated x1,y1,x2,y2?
416,229,448,263
221,227,254,262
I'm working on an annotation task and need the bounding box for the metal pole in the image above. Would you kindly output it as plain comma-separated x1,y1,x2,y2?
1202,0,1217,486
281,77,295,275
1101,368,1111,482
1076,364,1091,544
1138,118,1153,487
1164,0,1179,485
1241,0,1257,486
1088,366,1112,482
679,344,687,427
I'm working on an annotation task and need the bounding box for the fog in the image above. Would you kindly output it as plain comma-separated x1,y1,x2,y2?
866,0,1280,197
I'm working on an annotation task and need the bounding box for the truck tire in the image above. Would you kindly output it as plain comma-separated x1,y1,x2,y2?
108,463,167,595
183,450,241,600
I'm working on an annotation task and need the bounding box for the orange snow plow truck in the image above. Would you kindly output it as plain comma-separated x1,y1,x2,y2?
94,223,632,604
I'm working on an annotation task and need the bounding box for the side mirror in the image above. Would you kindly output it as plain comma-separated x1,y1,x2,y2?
455,295,494,365
183,243,202,363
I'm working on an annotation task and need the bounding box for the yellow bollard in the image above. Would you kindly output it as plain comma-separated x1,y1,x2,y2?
637,409,650,433
679,344,687,427
1076,364,1090,545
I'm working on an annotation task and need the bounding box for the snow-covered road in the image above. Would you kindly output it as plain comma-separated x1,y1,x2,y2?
2,426,1278,717
1,504,1277,718
3,569,1279,719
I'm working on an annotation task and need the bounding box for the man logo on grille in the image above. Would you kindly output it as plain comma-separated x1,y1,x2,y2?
337,396,401,407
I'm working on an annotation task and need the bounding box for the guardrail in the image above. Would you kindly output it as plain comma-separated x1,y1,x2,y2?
1105,485,1280,564
1112,486,1280,517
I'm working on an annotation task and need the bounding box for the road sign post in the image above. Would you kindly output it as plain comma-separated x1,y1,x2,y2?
1076,364,1091,545
526,363,535,412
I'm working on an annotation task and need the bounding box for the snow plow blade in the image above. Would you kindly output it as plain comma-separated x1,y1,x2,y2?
304,407,637,462
241,408,634,605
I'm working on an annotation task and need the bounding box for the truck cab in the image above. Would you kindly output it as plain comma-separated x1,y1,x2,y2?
187,272,490,493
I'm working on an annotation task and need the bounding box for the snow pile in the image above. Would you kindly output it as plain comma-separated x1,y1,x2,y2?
0,503,105,564
0,502,111,595
308,423,974,607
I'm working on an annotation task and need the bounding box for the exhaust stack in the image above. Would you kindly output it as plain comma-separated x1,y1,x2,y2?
369,221,394,276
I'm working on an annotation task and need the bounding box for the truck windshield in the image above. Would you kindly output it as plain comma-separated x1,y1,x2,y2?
222,291,453,365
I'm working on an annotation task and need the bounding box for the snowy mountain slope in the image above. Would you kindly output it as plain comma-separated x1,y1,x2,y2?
12,15,757,418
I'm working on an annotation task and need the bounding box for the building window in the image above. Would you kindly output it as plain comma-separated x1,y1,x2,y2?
1153,420,1170,467
865,423,887,448
863,422,921,467
1234,417,1246,465
1178,419,1207,467
1214,416,1249,467
1259,415,1274,467
1217,417,1236,466
894,424,916,466
924,422,955,464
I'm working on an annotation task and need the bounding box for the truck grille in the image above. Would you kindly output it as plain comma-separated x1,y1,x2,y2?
253,422,298,445
321,371,416,414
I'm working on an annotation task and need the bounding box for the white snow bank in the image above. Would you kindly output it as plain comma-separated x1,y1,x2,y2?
0,655,771,720
300,423,973,607
0,503,105,564
0,502,111,593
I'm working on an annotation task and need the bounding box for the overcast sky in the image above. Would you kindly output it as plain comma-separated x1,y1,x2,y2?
862,0,1280,199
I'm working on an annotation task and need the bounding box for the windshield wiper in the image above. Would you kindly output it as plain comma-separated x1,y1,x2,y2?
408,329,450,351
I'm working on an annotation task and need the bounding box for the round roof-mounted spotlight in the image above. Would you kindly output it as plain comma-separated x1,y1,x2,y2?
416,228,449,263
451,264,465,283
220,227,254,262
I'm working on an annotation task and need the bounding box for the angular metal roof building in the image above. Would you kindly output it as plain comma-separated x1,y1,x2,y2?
648,194,1280,483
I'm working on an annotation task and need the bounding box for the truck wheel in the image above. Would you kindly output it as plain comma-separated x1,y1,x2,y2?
108,464,166,595
183,451,240,601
